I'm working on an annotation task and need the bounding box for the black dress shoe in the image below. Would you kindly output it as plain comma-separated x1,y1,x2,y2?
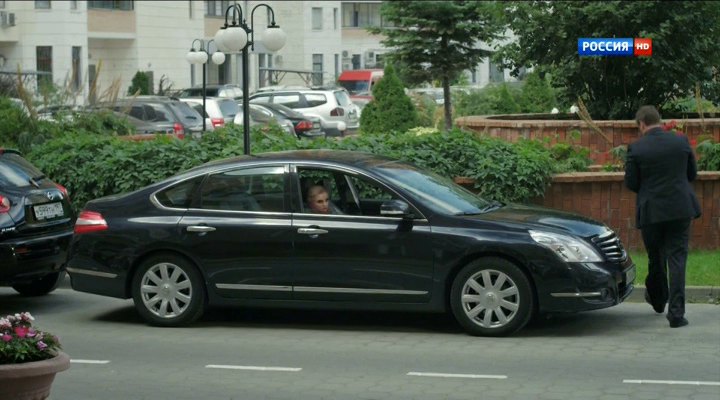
668,317,689,328
644,290,665,314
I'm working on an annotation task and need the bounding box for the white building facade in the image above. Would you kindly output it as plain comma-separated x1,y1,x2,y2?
0,0,513,104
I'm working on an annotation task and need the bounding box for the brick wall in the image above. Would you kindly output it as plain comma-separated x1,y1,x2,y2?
456,116,720,164
531,171,720,250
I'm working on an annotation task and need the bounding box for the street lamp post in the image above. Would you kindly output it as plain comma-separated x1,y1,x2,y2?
214,3,286,155
186,39,226,133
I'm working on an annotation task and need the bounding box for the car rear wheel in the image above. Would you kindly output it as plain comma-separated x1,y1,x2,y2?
450,257,534,337
11,272,64,296
131,254,206,327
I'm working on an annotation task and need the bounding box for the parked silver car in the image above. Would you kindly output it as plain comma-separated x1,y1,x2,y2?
248,87,359,136
234,103,296,136
179,97,239,131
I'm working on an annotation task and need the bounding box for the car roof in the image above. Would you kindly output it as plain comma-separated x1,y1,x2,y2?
195,150,399,172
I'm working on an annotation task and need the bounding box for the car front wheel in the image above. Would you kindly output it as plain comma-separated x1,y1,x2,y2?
131,254,206,327
450,257,534,337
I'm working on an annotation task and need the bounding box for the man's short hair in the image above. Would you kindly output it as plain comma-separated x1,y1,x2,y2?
635,105,661,126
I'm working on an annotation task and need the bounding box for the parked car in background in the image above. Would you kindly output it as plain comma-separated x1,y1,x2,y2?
249,87,359,136
250,102,325,139
234,103,296,136
107,96,204,138
337,69,384,109
1,149,74,296
177,84,243,100
66,150,634,336
179,97,239,130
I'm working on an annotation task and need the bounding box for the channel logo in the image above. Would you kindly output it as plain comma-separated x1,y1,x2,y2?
578,38,652,57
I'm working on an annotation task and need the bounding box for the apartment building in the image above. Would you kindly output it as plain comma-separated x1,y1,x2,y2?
0,0,510,105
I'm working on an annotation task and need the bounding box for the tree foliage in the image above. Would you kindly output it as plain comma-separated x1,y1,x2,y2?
498,1,720,119
360,64,418,134
369,1,506,130
128,71,151,95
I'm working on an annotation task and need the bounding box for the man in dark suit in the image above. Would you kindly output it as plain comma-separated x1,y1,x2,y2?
624,105,701,328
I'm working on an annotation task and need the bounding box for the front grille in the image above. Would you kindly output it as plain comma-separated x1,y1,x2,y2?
591,230,628,263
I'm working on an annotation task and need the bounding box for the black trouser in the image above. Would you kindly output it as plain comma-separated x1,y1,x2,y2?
640,218,691,320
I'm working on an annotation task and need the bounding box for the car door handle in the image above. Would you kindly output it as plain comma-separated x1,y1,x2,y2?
187,225,216,233
297,228,328,235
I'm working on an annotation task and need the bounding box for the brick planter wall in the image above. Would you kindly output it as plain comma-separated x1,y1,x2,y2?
456,115,720,164
532,171,720,251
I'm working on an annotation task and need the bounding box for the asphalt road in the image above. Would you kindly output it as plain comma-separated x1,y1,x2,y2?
1,286,718,400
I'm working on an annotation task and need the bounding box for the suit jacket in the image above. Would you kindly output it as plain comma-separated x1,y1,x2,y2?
624,126,701,228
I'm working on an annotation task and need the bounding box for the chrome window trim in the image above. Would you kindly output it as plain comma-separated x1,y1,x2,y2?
293,286,428,295
66,267,117,279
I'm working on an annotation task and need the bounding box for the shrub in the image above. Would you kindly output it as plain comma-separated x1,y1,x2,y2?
516,72,558,113
697,139,720,171
360,64,418,134
128,71,151,95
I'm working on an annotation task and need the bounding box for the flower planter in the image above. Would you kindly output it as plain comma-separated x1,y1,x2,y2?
0,351,70,400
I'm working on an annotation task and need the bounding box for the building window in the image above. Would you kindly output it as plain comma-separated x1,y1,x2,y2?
36,46,53,89
312,54,323,86
70,0,78,9
471,69,477,84
311,7,322,30
488,58,504,83
0,1,5,9
258,53,274,87
35,0,51,9
205,0,230,17
72,46,81,91
333,8,338,30
188,0,193,18
88,1,134,10
342,3,381,28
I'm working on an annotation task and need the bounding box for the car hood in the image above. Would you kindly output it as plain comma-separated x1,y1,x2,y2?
470,203,609,238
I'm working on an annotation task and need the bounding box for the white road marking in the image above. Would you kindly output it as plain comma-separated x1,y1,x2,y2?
407,372,507,379
624,379,720,386
70,359,110,364
205,365,302,372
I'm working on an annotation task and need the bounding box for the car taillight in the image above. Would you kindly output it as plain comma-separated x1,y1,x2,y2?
56,183,71,203
74,210,108,234
211,118,224,128
0,195,10,213
295,120,313,132
173,123,185,139
330,107,345,117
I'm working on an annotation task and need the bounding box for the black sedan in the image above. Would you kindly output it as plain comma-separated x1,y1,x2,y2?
1,149,74,295
66,150,635,336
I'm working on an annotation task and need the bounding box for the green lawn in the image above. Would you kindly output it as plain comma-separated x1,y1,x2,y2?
629,250,720,286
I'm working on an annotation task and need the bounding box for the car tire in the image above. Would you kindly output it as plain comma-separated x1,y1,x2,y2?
11,272,64,296
450,257,534,337
131,254,206,327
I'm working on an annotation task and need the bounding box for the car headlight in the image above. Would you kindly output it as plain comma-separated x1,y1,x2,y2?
529,230,603,263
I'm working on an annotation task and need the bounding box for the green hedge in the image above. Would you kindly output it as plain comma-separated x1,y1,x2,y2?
27,125,592,213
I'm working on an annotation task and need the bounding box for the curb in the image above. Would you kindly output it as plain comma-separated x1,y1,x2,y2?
626,285,719,304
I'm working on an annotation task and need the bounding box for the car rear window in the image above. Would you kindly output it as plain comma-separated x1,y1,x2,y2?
333,90,352,106
304,93,327,107
155,176,203,208
218,100,239,117
0,153,44,189
170,102,202,122
273,94,302,108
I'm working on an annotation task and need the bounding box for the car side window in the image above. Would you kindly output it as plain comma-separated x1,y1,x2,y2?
155,176,203,209
346,175,400,217
273,94,302,108
199,166,285,212
304,93,327,107
191,104,208,118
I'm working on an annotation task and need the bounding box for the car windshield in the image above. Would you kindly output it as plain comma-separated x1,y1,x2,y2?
338,81,370,95
179,88,218,97
0,153,45,188
218,100,239,117
373,162,493,215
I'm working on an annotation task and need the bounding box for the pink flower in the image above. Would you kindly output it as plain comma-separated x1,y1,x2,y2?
1,334,12,342
14,326,28,338
27,328,37,338
36,341,48,351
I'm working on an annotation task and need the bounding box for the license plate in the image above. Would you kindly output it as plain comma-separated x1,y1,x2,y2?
312,122,320,129
33,202,64,220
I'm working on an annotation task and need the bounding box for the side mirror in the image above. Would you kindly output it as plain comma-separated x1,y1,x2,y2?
380,199,412,218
